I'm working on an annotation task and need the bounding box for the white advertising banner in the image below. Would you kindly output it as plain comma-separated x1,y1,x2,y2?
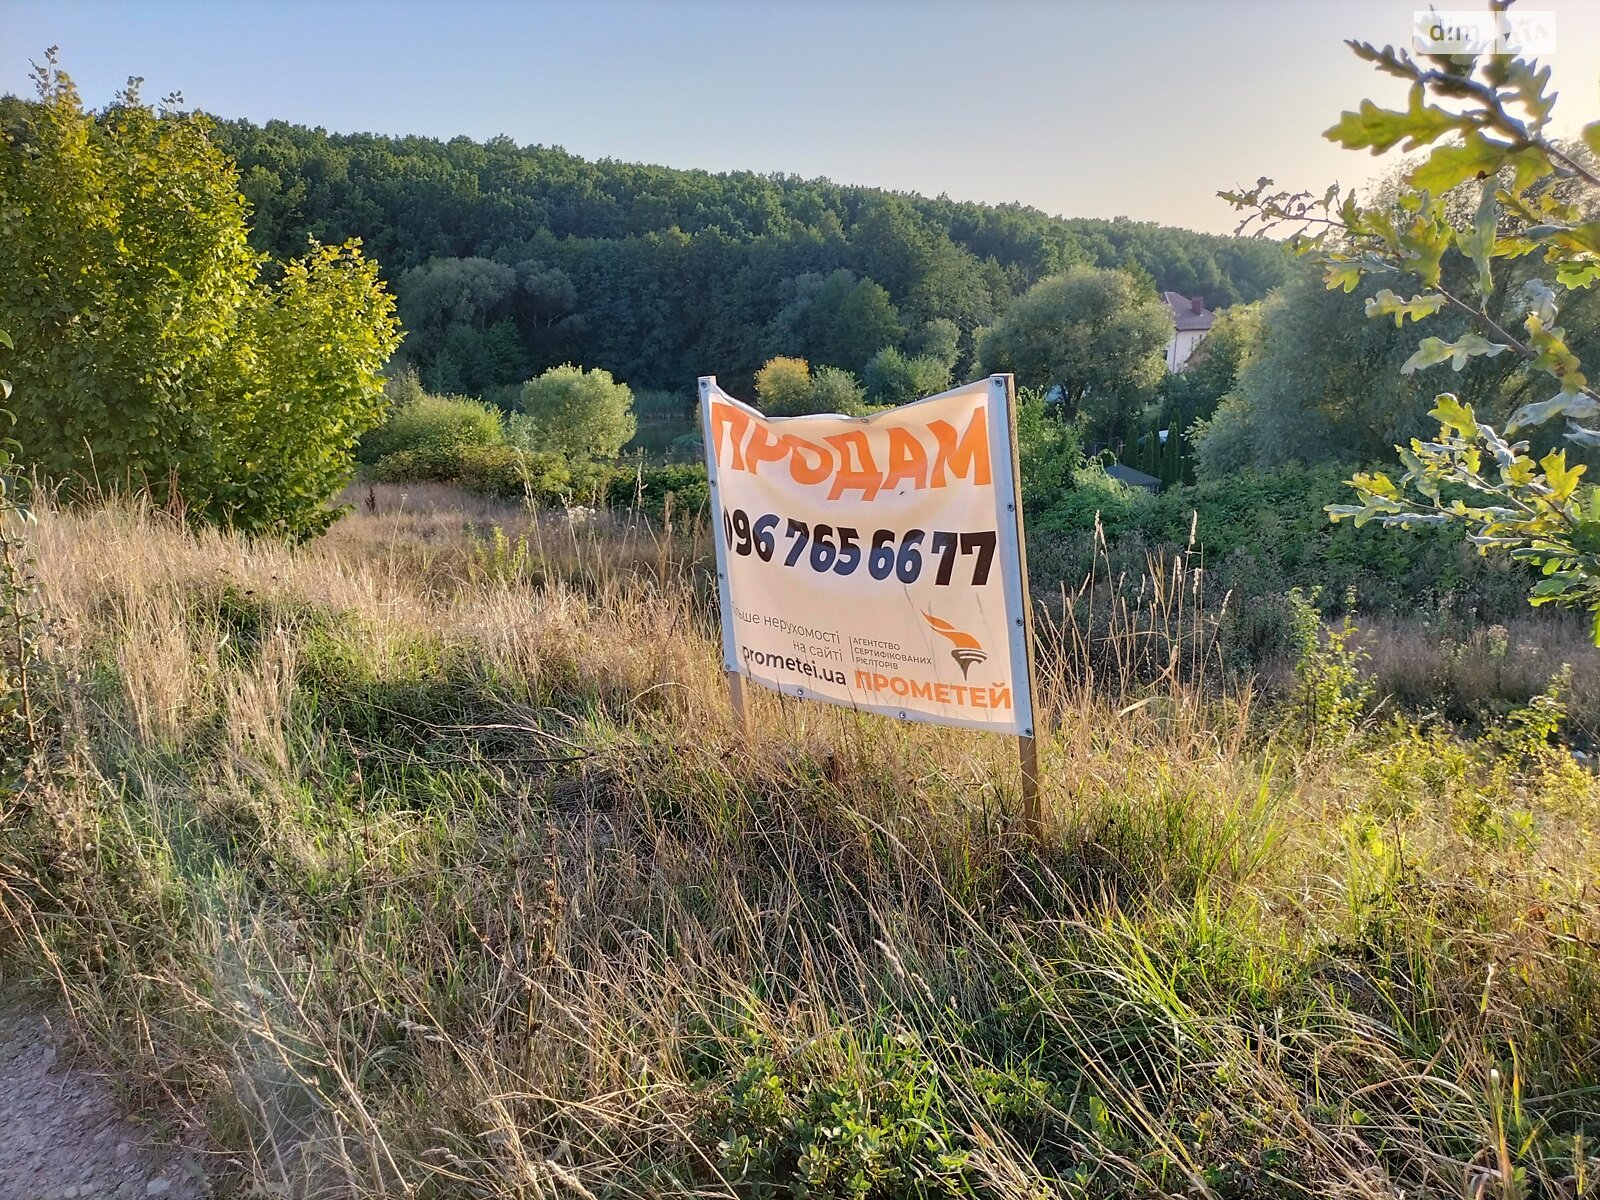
700,374,1036,735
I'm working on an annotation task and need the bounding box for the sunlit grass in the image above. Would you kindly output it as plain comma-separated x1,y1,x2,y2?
1,494,1597,1199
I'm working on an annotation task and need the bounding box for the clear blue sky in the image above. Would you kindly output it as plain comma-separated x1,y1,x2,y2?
4,0,1598,235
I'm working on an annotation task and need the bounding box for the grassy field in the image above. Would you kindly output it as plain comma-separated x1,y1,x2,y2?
2,487,1598,1198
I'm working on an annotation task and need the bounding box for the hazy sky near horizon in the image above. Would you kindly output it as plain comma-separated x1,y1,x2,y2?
4,0,1599,236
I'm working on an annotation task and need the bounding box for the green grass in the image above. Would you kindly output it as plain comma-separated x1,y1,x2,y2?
1,498,1598,1198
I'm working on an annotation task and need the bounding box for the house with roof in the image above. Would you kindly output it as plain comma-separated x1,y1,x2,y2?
1161,291,1215,372
1105,462,1163,493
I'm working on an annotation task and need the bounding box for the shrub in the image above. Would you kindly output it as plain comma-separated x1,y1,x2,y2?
1024,462,1533,623
514,364,636,459
381,366,429,409
1,55,400,539
668,431,706,463
807,365,868,415
863,346,951,407
754,357,814,416
1016,388,1082,511
370,444,571,501
356,391,505,463
603,463,710,519
1286,586,1372,744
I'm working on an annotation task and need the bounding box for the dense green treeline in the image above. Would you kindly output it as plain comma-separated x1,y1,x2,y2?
203,118,1290,394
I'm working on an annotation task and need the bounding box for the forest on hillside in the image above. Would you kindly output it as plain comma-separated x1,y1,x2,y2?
206,119,1291,393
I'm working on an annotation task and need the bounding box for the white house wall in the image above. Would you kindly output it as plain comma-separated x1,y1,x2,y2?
1166,329,1205,372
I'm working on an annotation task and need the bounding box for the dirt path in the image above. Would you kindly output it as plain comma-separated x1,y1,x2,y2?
0,994,208,1199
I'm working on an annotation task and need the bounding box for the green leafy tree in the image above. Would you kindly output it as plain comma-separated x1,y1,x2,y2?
804,270,903,373
0,52,400,538
1224,8,1600,640
754,356,815,416
192,111,1290,394
905,317,961,373
975,267,1172,432
511,363,635,459
1188,265,1515,472
807,365,868,415
863,346,952,406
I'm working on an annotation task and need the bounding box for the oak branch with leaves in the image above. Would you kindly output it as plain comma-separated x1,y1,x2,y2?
1221,3,1600,642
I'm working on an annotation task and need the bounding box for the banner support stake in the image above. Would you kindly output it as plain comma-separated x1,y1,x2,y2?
996,374,1044,838
726,669,749,735
1019,733,1041,833
701,374,753,740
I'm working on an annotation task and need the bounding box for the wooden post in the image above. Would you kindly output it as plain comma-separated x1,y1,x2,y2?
726,668,749,736
1019,733,1041,834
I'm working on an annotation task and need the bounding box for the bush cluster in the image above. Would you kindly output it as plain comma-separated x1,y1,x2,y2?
368,444,571,501
356,387,505,464
1028,463,1531,620
358,364,710,514
368,440,709,520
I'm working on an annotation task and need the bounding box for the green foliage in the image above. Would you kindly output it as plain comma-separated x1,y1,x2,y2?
0,325,40,780
0,52,401,539
601,462,710,519
395,257,525,394
193,115,1290,394
368,440,710,520
370,444,572,501
1122,424,1191,489
381,366,429,409
808,365,869,415
1361,668,1589,845
799,269,903,373
1158,300,1261,432
752,357,872,416
1224,30,1600,640
1186,261,1543,475
1189,394,1256,483
1016,388,1083,510
512,363,636,459
905,316,960,372
469,525,532,586
754,356,816,416
862,346,951,407
1286,586,1373,744
1025,462,1531,634
630,388,694,419
708,1027,973,1199
1328,396,1600,642
976,267,1171,435
356,386,505,464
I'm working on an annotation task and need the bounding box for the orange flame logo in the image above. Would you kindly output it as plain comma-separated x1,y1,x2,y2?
922,613,987,679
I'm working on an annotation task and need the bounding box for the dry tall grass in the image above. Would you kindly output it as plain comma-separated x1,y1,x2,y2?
2,493,1597,1199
